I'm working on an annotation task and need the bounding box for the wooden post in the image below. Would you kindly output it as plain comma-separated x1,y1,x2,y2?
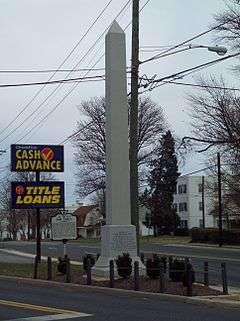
134,261,140,291
204,262,209,286
130,0,140,255
109,260,114,288
33,255,38,279
47,257,52,281
221,262,228,294
86,258,92,285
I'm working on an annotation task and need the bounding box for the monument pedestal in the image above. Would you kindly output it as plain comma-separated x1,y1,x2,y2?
92,225,145,277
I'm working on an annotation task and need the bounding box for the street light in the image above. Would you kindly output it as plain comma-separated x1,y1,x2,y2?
140,44,228,64
207,45,228,56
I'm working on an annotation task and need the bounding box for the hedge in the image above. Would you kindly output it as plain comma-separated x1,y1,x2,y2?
191,228,240,244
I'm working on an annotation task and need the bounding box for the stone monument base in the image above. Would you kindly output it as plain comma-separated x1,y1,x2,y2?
92,225,145,278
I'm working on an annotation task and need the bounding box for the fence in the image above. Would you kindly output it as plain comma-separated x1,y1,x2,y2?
33,253,229,296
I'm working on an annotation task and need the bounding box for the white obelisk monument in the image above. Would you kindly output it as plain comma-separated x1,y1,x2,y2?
92,21,144,277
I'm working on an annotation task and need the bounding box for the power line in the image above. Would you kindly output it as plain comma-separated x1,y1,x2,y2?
16,0,151,145
59,0,152,145
162,80,240,92
141,20,233,64
0,68,105,74
9,0,133,146
0,75,105,88
139,52,240,94
0,0,114,139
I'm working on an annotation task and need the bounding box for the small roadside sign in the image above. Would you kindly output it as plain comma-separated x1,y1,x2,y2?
51,212,77,241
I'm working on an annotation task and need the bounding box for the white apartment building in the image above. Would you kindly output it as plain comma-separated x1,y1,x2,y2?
173,176,214,229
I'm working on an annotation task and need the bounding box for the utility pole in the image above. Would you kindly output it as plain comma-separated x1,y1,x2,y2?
201,176,205,229
217,152,223,247
130,0,140,254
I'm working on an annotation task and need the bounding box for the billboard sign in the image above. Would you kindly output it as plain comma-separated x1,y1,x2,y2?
11,181,65,209
11,144,64,172
51,212,77,240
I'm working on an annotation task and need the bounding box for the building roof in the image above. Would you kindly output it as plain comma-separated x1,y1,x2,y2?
73,205,98,227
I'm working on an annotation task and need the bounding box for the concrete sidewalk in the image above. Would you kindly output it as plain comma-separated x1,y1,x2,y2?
0,249,82,265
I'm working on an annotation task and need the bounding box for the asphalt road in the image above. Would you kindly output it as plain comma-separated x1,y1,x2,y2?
1,241,240,287
0,278,239,321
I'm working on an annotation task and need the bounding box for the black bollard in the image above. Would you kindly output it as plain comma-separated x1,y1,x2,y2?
47,256,52,281
159,262,165,293
204,262,209,286
65,257,71,283
86,257,92,285
134,261,140,291
109,260,115,288
221,262,228,294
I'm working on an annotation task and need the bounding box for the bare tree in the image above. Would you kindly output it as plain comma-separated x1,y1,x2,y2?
72,96,167,198
0,171,56,240
214,0,240,51
183,77,240,154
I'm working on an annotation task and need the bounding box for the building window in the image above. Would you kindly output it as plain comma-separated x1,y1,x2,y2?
199,219,203,228
179,203,187,212
198,184,203,193
178,184,187,194
199,202,203,211
173,203,178,211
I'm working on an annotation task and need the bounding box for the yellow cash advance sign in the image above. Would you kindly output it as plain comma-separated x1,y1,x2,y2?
11,181,65,209
11,144,64,172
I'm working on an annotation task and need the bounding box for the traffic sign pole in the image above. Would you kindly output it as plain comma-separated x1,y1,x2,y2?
36,171,41,262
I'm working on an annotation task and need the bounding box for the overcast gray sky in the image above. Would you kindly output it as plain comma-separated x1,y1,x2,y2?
0,0,237,205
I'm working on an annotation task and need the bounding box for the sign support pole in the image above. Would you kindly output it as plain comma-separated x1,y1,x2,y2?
36,171,41,262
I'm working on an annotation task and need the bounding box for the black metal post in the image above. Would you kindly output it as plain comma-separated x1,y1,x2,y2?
134,261,140,291
168,256,173,278
86,258,92,285
65,256,71,283
186,264,193,297
221,262,228,294
109,260,114,288
159,262,165,293
47,256,52,280
204,262,209,286
36,171,41,262
217,153,223,247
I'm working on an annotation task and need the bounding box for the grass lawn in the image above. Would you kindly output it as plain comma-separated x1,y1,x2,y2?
0,262,83,280
69,238,100,244
140,235,191,244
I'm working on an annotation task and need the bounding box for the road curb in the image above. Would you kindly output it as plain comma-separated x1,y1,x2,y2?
0,274,239,309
